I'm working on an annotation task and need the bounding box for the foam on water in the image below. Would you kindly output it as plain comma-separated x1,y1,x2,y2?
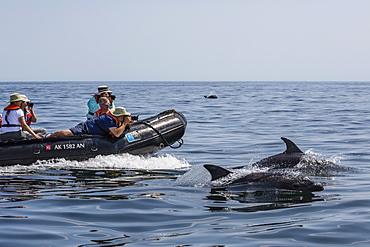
0,153,191,174
304,149,343,164
297,149,351,173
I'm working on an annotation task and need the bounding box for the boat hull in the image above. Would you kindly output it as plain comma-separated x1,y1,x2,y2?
0,110,187,166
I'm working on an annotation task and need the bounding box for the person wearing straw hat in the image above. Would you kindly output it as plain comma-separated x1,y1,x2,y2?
50,107,133,138
19,94,47,139
0,93,43,141
86,85,116,119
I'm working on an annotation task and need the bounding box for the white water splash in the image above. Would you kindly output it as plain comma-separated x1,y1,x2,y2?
0,153,191,174
294,149,351,175
303,149,343,164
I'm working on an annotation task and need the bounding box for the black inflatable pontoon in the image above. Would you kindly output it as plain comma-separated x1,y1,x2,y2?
0,110,187,166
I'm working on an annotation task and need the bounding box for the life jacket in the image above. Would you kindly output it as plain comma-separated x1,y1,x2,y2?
24,109,32,126
1,104,21,128
95,109,102,117
4,104,20,111
105,111,121,136
94,109,103,118
105,111,120,126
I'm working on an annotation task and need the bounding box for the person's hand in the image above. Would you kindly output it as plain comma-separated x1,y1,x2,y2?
28,102,34,110
35,134,43,139
123,115,132,126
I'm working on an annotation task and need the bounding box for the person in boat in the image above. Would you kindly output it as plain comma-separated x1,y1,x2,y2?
93,97,112,119
0,93,43,141
86,85,116,119
50,107,133,138
19,95,47,138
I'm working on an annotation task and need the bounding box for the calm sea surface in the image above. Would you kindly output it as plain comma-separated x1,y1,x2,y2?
0,81,370,247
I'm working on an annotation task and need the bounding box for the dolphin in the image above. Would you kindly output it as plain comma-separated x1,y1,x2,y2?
251,137,304,169
203,164,324,192
250,137,349,175
204,95,218,99
204,91,218,98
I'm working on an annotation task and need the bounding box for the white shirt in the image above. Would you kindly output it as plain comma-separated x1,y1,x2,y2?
0,108,23,134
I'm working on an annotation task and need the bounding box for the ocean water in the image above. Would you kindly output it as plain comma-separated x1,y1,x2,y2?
0,81,369,246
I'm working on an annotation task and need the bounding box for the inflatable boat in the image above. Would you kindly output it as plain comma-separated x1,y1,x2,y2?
0,110,187,166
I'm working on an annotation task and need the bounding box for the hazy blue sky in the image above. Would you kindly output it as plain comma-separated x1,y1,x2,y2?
1,0,370,81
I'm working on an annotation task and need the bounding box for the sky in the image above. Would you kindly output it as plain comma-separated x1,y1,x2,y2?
1,0,370,82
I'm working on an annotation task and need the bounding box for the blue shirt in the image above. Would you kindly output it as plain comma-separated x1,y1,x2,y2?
85,114,118,135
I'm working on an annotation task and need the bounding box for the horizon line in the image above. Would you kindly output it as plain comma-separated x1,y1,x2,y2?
1,80,370,83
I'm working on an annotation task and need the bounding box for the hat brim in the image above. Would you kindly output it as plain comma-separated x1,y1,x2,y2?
6,99,22,103
96,90,112,95
112,112,130,117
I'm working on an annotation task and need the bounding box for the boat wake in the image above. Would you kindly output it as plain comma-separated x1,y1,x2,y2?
0,153,191,174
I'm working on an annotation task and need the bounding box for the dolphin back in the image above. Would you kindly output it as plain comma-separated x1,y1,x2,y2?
251,137,304,169
204,164,232,181
203,165,324,192
281,137,303,154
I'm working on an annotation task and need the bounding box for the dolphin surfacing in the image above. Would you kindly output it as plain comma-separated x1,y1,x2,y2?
251,137,347,174
203,164,324,192
252,137,305,169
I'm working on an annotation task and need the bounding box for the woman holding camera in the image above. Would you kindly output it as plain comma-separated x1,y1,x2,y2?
20,95,47,138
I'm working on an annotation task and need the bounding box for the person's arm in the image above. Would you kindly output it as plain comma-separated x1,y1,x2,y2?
27,106,37,123
109,116,133,137
87,97,101,113
109,123,127,137
19,116,42,139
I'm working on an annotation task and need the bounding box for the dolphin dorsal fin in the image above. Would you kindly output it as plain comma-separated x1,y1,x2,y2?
281,137,303,154
203,164,232,181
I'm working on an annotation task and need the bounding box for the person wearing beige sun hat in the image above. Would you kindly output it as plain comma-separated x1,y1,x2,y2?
0,93,43,141
86,85,116,120
50,107,134,138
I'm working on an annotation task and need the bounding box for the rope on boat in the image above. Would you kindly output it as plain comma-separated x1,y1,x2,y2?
141,121,184,149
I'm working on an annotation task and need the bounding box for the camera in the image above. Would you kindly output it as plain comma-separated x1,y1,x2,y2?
110,94,116,100
131,115,139,121
28,102,34,107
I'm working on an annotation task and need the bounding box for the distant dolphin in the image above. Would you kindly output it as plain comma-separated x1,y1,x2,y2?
252,137,305,169
203,164,324,192
204,95,218,99
204,91,218,98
